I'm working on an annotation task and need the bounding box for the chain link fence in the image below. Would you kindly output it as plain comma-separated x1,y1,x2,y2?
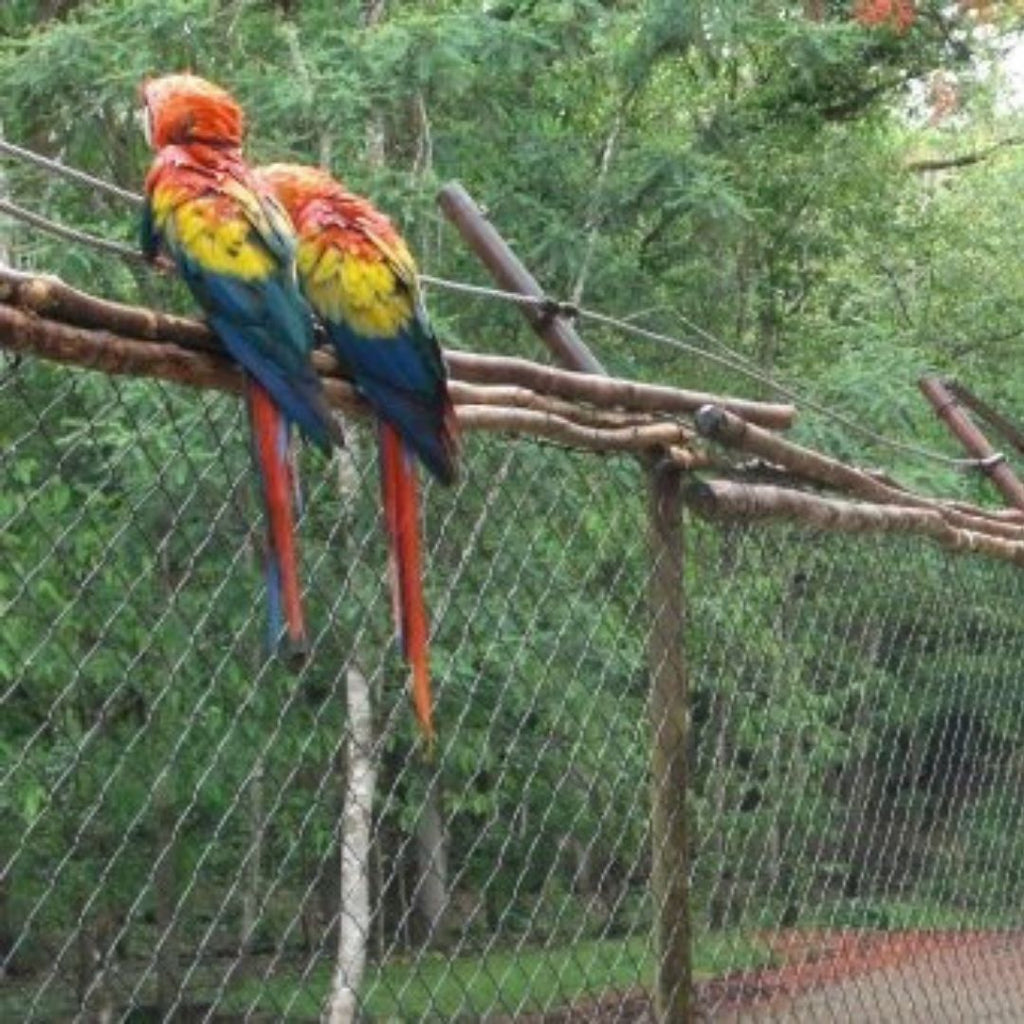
2,351,1022,1021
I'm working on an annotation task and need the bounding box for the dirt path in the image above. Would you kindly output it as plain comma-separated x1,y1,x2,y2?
505,930,1024,1021
707,930,1024,1022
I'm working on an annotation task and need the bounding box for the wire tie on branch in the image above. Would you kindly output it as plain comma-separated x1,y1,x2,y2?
977,453,1007,475
537,297,580,322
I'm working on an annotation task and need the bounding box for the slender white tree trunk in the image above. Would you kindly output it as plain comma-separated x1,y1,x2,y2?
324,666,377,1024
240,757,265,955
0,121,10,268
325,8,386,1019
570,112,622,308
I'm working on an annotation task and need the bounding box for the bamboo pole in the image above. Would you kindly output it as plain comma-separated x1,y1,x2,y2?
919,375,1024,512
683,479,1024,568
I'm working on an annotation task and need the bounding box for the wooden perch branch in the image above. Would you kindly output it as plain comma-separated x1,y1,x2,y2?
0,267,213,350
0,302,713,465
684,480,1024,568
694,405,1024,543
445,351,795,429
447,381,657,430
0,267,795,430
459,405,705,467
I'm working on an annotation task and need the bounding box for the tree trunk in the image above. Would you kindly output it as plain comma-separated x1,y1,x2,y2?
240,757,265,960
324,666,378,1024
0,121,9,268
413,774,448,946
154,776,178,1016
363,0,387,168
709,689,731,929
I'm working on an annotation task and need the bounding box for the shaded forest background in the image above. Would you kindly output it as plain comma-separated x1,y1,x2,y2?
1,0,1023,1018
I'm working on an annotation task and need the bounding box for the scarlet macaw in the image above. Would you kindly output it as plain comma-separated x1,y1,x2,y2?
140,75,343,663
256,164,458,742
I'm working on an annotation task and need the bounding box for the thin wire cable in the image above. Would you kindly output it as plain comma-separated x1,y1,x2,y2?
423,279,979,469
0,198,149,264
0,137,143,206
0,144,987,469
575,307,981,469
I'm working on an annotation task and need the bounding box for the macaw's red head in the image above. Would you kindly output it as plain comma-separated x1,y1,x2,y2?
255,163,341,220
141,73,245,150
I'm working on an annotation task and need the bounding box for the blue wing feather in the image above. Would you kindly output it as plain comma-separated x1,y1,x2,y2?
166,248,340,451
144,187,342,451
325,319,454,483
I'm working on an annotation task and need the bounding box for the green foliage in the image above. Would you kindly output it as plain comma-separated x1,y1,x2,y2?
1,0,1023,1018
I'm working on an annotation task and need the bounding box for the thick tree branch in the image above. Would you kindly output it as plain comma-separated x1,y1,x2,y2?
905,136,1024,174
684,479,1024,568
694,405,1024,541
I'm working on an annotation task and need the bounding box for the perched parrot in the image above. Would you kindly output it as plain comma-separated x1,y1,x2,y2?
256,163,459,742
140,74,344,664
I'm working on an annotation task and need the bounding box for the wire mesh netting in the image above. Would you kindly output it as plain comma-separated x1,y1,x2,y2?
2,352,1023,1021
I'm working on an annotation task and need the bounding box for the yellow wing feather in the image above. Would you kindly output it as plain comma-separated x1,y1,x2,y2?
298,238,414,337
152,183,279,281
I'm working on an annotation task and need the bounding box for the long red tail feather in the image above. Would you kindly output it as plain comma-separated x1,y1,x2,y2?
249,380,307,665
380,422,433,744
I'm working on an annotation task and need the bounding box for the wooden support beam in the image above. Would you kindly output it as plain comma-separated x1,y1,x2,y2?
919,375,1024,511
946,380,1024,456
693,405,1024,543
647,461,694,1023
436,187,693,1020
436,181,607,375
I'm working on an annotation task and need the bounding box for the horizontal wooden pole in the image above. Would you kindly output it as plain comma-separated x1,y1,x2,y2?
0,268,796,431
0,266,213,349
694,405,1024,543
683,479,1024,568
0,303,712,464
446,380,658,430
460,405,706,466
445,351,795,429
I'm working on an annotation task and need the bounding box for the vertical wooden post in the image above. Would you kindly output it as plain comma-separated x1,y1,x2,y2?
919,375,1024,511
437,180,692,1019
647,460,692,1023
